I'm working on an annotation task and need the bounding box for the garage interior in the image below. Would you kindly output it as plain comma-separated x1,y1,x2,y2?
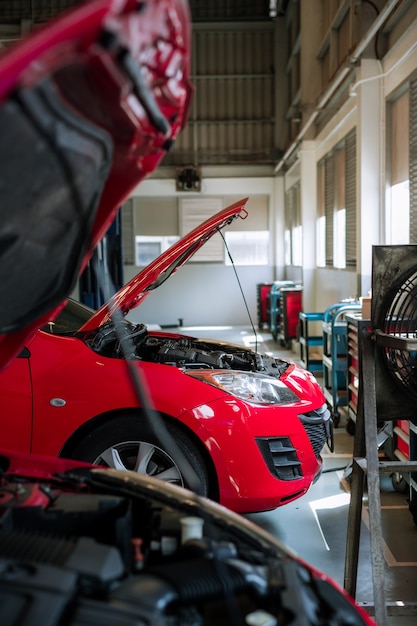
2,1,417,625
184,320,417,626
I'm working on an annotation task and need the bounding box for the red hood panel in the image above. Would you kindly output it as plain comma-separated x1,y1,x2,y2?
0,0,192,370
79,198,249,331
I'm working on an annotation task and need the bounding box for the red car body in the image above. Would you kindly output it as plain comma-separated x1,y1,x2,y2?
0,199,332,514
0,2,376,624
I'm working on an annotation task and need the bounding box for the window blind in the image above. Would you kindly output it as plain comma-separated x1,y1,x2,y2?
409,81,417,242
345,129,357,269
324,153,335,267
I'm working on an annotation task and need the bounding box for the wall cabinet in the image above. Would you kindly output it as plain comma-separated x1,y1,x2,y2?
256,283,273,330
268,282,302,347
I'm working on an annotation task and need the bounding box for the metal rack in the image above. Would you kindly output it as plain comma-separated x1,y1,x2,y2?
344,329,417,626
344,245,417,626
298,311,324,372
322,302,361,424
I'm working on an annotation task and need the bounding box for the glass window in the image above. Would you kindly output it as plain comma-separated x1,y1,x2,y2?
316,215,326,267
334,208,346,268
292,224,302,267
389,181,410,244
135,236,179,266
284,183,302,267
388,90,410,244
317,129,356,270
334,149,346,269
225,231,269,265
316,160,325,267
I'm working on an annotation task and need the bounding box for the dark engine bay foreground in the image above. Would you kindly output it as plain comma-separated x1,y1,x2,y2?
0,454,368,626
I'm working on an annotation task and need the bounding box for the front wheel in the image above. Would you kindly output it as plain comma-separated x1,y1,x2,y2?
69,414,210,497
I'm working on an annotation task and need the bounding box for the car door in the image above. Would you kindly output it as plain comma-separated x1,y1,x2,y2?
0,347,33,452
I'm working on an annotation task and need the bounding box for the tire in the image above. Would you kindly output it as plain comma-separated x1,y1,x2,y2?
69,414,210,497
391,472,408,494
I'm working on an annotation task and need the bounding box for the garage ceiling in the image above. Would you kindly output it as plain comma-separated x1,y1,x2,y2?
0,0,290,169
188,1,289,22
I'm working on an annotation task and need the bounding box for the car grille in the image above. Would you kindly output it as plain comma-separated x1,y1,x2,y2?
298,403,333,457
256,437,302,480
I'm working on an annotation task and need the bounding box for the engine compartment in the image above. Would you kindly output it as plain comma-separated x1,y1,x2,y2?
0,460,368,626
82,321,290,377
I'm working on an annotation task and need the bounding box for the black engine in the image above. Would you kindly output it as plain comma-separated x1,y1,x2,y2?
0,461,368,626
82,321,290,376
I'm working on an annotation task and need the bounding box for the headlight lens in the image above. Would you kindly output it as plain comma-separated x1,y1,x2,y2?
186,371,301,405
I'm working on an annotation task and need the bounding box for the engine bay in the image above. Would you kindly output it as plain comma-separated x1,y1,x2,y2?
0,458,368,626
82,321,290,376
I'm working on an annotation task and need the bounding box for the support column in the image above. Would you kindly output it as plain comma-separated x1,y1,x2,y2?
300,140,318,312
356,59,384,296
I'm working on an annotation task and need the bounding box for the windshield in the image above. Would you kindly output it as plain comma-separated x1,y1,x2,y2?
41,298,94,334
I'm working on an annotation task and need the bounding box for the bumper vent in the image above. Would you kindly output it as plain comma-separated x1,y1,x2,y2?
298,403,333,457
302,423,327,457
256,437,302,480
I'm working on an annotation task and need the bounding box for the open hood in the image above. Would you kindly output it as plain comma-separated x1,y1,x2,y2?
79,198,249,331
0,0,192,371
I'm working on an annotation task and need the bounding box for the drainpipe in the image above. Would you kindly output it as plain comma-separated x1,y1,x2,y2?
274,0,402,174
349,0,401,65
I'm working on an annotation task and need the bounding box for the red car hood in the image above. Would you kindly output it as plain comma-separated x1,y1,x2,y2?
0,0,192,371
79,198,249,331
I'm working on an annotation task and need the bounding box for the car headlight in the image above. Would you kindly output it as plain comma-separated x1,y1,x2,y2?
185,371,301,405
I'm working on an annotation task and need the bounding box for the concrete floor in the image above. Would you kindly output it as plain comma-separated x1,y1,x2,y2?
178,323,417,626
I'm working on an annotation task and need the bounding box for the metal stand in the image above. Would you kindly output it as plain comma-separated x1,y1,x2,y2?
344,329,417,626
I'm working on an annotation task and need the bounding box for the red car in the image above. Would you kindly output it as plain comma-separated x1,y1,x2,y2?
0,198,332,514
0,2,375,624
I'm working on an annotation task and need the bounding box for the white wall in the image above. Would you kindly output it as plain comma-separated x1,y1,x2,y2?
125,264,273,327
127,172,276,326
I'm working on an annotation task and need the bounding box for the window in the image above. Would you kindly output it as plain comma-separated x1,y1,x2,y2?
388,89,410,244
324,153,335,267
224,231,269,265
334,207,346,268
180,198,224,262
135,236,179,266
316,129,356,270
411,79,417,242
345,131,357,268
284,183,302,267
389,182,410,243
316,160,325,267
334,148,346,269
292,223,302,266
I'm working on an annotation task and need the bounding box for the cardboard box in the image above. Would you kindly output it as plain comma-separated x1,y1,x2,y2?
360,296,371,319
